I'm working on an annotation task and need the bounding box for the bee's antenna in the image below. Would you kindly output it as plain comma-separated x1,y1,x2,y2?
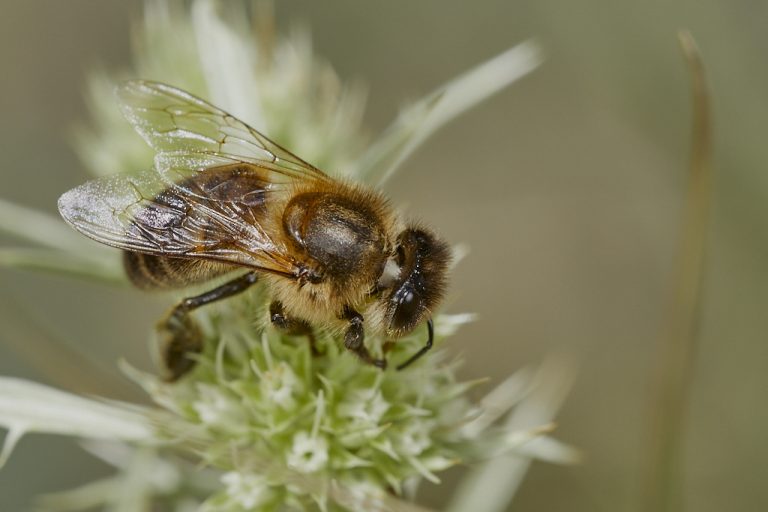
396,318,434,371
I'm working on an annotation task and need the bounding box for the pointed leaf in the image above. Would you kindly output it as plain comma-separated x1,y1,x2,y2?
0,248,123,283
0,199,103,254
355,41,543,184
446,355,577,512
0,377,155,467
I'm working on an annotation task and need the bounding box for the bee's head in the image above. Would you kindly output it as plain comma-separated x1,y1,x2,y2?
380,226,451,337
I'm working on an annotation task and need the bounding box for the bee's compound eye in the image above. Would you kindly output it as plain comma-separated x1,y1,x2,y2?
392,287,420,331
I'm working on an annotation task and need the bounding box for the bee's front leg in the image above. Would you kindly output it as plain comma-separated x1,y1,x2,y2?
159,271,259,381
341,307,387,370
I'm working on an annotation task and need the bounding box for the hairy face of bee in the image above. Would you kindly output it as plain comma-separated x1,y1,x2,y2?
383,227,451,336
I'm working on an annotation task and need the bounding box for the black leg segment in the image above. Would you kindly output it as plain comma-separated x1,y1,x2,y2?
341,307,387,370
396,318,434,371
158,271,258,381
270,300,320,355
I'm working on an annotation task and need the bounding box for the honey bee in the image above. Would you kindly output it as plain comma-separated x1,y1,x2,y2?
58,81,450,380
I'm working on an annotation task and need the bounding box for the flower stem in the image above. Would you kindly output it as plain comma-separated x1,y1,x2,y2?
642,30,713,512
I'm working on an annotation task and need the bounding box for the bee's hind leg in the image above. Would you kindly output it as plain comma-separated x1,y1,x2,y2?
269,301,320,356
159,271,259,381
341,307,387,370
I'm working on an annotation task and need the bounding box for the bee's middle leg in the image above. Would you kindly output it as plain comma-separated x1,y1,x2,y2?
159,271,259,381
341,307,387,370
269,301,320,355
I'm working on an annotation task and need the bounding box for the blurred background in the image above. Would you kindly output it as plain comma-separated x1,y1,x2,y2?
1,0,767,510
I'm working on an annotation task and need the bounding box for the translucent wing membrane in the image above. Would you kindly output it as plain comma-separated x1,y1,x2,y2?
116,80,327,180
153,151,317,201
57,80,343,278
58,169,298,277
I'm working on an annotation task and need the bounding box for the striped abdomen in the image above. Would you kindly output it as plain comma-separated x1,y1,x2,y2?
123,252,236,290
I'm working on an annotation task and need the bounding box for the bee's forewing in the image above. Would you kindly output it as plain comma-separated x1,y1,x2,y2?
58,171,172,254
57,171,296,276
57,80,340,276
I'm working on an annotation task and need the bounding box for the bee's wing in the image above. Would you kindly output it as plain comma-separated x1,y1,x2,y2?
116,80,328,182
152,150,321,202
57,168,300,278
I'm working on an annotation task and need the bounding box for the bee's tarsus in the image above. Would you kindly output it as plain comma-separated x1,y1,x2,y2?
396,317,434,371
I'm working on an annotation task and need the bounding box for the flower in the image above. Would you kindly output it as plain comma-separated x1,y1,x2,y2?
220,471,274,510
0,1,579,511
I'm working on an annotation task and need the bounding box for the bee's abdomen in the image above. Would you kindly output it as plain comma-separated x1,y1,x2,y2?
123,251,234,290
